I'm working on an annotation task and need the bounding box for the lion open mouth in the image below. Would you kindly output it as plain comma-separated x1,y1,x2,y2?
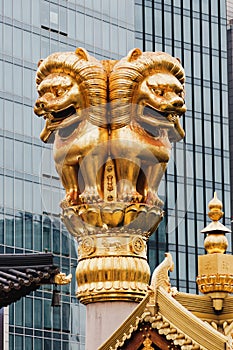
142,105,175,127
51,106,76,121
141,105,185,142
144,105,168,118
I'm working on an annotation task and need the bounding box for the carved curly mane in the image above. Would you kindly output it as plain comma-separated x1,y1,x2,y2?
109,50,185,128
35,48,107,126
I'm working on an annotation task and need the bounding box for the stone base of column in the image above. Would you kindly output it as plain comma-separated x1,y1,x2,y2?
85,301,138,350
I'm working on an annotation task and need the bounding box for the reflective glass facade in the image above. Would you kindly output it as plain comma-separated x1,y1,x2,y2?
135,0,231,293
227,1,233,221
0,0,135,348
0,0,231,348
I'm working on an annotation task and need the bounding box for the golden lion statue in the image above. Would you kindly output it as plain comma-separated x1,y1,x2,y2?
34,48,186,208
109,48,186,205
34,48,108,205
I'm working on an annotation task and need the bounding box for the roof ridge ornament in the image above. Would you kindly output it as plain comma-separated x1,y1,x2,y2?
150,252,174,294
201,192,230,254
148,252,178,308
197,193,233,311
208,191,224,221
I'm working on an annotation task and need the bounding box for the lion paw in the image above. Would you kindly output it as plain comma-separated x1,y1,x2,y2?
80,188,102,204
65,189,80,206
119,191,143,203
146,192,164,207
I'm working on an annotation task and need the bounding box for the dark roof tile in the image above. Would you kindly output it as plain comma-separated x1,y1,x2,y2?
0,253,60,307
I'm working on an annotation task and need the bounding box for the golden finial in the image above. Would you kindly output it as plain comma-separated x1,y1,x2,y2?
201,192,230,254
197,194,233,311
208,192,223,222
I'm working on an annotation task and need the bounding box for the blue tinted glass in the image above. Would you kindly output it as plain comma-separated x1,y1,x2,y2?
25,337,33,350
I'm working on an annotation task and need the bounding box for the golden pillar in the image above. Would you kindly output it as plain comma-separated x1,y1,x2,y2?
34,47,186,347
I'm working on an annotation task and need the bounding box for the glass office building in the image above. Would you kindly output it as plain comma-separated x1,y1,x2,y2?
0,0,135,349
227,1,233,218
136,0,231,293
0,0,231,348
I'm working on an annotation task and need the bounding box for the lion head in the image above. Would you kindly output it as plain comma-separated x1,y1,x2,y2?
109,48,186,141
34,48,107,142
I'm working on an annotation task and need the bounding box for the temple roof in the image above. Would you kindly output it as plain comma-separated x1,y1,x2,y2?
98,288,231,350
0,253,60,307
98,194,233,350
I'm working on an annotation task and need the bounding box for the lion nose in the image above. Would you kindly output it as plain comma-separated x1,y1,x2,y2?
35,100,46,109
34,99,49,116
172,98,184,108
165,92,184,108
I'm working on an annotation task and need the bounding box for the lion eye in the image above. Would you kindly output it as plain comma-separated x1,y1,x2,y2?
152,88,164,96
56,88,65,96
178,91,184,99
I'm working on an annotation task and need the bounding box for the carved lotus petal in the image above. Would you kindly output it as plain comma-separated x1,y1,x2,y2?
101,203,125,227
79,205,103,227
62,203,163,238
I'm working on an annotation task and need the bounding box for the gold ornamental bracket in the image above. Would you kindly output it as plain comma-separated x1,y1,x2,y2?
197,193,232,311
54,272,72,285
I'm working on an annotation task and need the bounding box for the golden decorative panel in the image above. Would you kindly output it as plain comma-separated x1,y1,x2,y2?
76,255,150,304
142,337,154,350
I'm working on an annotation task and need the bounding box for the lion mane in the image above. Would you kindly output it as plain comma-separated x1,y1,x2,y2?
35,48,107,127
109,49,185,128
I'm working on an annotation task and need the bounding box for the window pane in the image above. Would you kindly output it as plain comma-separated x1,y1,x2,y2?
25,297,33,328
34,299,42,328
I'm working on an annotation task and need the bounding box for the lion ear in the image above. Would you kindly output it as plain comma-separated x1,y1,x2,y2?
37,59,43,67
176,57,181,63
75,47,89,61
127,48,142,62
